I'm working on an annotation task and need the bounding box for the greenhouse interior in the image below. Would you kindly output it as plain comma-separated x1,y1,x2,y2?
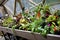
0,0,60,40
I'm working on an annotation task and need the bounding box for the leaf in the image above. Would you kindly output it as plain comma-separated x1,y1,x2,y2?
31,27,35,32
36,26,43,32
50,24,55,34
57,20,60,26
41,29,47,36
3,17,13,27
50,29,54,34
44,25,49,30
12,25,17,30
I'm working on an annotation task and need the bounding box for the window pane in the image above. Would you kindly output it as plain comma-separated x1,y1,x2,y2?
4,0,60,15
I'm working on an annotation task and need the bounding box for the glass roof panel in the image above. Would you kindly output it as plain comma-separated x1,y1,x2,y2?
4,0,60,14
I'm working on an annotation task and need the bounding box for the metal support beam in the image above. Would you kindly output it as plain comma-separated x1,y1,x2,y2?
28,0,38,6
14,0,16,15
14,0,25,16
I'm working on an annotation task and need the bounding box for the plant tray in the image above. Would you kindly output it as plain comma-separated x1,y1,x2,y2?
0,26,60,40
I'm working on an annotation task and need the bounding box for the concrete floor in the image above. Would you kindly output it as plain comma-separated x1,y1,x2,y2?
0,36,5,40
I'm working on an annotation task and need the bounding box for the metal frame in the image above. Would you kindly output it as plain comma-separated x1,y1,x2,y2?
0,0,9,19
13,0,45,15
14,0,25,16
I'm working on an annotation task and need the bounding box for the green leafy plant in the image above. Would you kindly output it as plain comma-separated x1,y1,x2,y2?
3,17,13,27
2,4,60,37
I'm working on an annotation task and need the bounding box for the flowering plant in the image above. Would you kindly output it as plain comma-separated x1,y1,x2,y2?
2,4,60,36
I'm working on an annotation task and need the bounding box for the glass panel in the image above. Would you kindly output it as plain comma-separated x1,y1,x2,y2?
21,0,34,9
51,4,60,10
45,0,60,5
16,2,21,14
4,0,34,14
50,4,60,12
32,0,42,4
5,0,14,14
45,0,60,11
4,0,60,14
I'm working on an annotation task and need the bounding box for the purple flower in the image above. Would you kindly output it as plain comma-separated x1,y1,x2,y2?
48,24,51,26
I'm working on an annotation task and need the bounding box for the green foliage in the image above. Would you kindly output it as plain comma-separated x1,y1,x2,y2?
50,24,55,34
46,15,56,22
54,10,60,16
12,25,17,30
34,5,43,13
43,4,50,11
57,20,60,26
3,17,13,27
2,4,60,37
